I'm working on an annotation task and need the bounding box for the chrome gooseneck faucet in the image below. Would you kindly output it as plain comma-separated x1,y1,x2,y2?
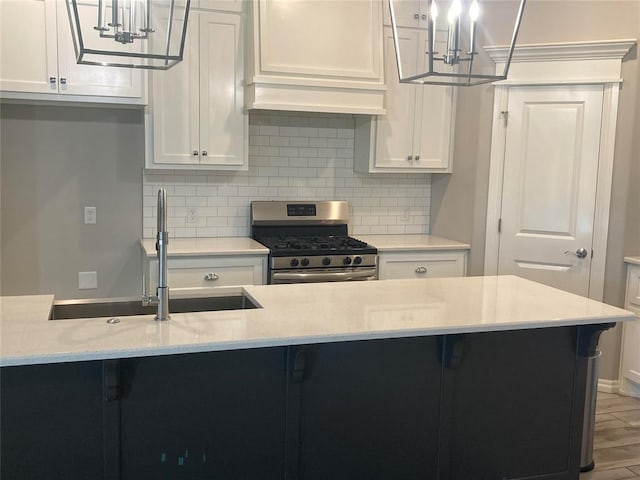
143,188,171,321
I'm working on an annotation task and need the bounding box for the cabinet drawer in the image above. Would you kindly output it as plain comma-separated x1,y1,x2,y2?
147,255,266,292
169,265,255,289
378,251,467,280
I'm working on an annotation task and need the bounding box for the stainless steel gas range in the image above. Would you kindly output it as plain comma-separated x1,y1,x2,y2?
250,201,378,284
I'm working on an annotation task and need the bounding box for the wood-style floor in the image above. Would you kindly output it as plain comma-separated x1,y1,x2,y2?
581,392,640,479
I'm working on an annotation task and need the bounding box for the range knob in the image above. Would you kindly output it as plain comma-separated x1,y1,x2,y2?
301,258,310,266
322,257,331,266
290,258,299,267
343,257,352,265
353,256,363,265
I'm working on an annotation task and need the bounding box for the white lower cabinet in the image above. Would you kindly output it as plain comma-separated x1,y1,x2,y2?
620,263,640,398
146,255,266,295
378,251,467,280
0,0,144,103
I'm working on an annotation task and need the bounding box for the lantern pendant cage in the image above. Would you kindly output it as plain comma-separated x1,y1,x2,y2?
65,0,191,70
388,0,526,86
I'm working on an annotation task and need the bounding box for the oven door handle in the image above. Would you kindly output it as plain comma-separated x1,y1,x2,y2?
272,268,378,283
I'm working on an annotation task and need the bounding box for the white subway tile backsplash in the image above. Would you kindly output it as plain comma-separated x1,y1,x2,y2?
143,111,431,238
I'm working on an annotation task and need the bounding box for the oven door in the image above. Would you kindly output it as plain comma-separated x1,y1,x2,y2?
271,267,378,284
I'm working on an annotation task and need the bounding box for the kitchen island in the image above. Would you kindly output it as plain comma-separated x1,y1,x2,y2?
1,276,636,480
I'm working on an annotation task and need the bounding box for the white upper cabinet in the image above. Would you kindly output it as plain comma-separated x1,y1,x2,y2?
355,25,455,173
383,0,428,28
246,0,385,114
146,7,247,170
0,0,144,103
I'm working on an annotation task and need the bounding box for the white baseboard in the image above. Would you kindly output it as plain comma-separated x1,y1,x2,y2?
598,378,620,393
619,378,640,398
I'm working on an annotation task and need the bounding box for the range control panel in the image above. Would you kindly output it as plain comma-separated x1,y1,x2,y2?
287,204,317,217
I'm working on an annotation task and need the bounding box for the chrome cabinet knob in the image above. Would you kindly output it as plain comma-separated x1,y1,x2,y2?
415,155,420,161
201,150,208,157
60,78,67,85
414,13,419,19
421,14,427,19
564,248,588,259
407,155,413,161
415,266,428,274
49,76,57,84
204,273,219,281
192,150,199,156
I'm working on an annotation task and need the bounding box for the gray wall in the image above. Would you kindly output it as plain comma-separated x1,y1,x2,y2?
0,105,144,299
430,1,640,380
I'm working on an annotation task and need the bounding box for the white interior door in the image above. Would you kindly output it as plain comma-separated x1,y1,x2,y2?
497,85,604,297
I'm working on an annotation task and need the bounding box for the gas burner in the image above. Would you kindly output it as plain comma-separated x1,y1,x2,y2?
250,201,378,284
255,235,374,256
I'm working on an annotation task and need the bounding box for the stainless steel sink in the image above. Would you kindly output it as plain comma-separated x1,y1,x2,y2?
50,295,260,320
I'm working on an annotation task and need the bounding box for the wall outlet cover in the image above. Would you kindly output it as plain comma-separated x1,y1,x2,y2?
187,207,198,223
78,271,98,289
84,206,97,225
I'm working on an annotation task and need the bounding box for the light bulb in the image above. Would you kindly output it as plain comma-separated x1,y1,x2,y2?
447,0,462,24
470,0,480,22
431,1,439,21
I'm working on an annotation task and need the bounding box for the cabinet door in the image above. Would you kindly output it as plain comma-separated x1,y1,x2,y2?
444,328,584,479
621,266,640,394
199,11,247,168
197,0,244,12
56,0,143,98
294,337,442,480
373,26,419,170
413,33,454,171
119,349,288,480
0,0,58,94
150,10,200,165
383,0,421,27
1,362,104,480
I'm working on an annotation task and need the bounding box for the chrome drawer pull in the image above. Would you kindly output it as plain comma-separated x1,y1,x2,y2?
415,266,428,274
204,273,219,281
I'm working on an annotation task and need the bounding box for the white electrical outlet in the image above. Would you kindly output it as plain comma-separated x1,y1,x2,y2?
78,271,98,289
84,206,97,224
400,207,410,222
187,207,198,224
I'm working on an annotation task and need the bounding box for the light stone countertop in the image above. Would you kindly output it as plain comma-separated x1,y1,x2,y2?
0,276,635,367
358,234,470,252
625,257,640,266
140,235,469,257
140,237,269,257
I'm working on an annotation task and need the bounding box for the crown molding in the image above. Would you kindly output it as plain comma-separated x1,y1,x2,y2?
484,39,637,63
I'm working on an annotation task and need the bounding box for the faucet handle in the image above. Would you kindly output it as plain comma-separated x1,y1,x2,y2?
142,294,159,307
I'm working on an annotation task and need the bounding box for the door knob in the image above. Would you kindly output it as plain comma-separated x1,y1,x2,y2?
564,248,588,259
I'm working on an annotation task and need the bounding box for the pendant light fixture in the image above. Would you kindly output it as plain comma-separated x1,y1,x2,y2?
65,0,191,70
388,0,526,86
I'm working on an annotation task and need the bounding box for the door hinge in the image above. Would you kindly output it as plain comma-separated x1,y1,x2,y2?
498,218,502,233
500,110,509,127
